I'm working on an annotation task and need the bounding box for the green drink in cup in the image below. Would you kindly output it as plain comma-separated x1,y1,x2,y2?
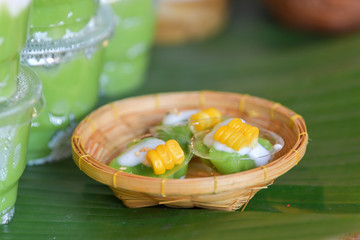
0,56,20,102
22,5,113,165
0,66,44,224
0,0,33,101
29,0,99,40
99,0,155,98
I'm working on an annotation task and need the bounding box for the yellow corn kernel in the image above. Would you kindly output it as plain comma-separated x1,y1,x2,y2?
233,136,247,151
227,132,243,149
165,140,185,165
228,118,259,143
145,140,185,175
213,118,259,151
227,118,244,130
206,108,222,125
213,126,244,151
190,108,222,131
244,127,259,144
146,150,166,175
214,126,230,142
155,144,174,170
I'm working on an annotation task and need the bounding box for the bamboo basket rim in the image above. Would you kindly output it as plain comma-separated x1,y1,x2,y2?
71,90,308,199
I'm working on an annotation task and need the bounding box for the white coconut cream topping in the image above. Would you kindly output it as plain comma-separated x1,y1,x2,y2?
162,109,199,126
115,138,165,167
203,118,271,167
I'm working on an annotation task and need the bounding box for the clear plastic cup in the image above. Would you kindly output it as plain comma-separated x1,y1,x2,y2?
0,55,20,102
21,6,114,165
0,0,32,62
29,0,99,40
99,0,155,98
0,0,33,102
0,66,44,224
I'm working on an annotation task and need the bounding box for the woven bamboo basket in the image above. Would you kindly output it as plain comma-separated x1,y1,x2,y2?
264,0,360,33
71,91,308,211
155,0,229,44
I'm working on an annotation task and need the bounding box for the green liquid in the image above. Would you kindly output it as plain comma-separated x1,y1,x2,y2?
100,0,155,97
0,4,31,101
0,4,33,213
0,123,30,223
27,50,104,162
30,0,99,40
0,4,31,62
0,56,19,102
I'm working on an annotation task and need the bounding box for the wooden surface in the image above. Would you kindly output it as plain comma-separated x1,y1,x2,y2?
1,1,360,239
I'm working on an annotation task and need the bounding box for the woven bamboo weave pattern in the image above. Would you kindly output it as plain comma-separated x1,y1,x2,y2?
71,91,308,211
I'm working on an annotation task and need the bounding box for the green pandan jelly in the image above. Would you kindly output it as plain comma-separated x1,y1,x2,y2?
0,56,19,102
27,50,104,163
0,0,32,102
0,124,30,224
100,54,149,96
100,0,155,97
109,138,192,179
194,138,274,175
0,0,32,62
153,124,193,148
30,0,99,40
0,66,43,224
22,6,113,164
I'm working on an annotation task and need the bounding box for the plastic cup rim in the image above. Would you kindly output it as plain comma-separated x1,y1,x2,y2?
0,66,44,126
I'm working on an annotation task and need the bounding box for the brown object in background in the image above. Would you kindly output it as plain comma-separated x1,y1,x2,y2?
342,232,360,240
264,0,360,33
155,0,229,44
71,91,308,211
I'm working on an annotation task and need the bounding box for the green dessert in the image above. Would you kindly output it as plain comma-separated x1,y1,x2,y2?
30,0,99,40
193,137,273,174
0,56,19,102
109,138,192,179
0,0,32,62
153,124,193,150
0,0,32,101
22,6,113,164
191,118,284,175
0,66,43,224
0,124,29,224
27,50,104,162
109,108,229,178
99,0,155,97
153,107,224,145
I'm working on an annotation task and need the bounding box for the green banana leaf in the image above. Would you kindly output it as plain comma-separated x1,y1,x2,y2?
2,1,360,239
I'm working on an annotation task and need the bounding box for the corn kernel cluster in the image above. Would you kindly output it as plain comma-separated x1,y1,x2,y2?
213,118,259,151
146,140,185,175
190,108,222,131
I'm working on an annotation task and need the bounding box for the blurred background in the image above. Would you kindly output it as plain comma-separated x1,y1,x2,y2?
1,0,360,239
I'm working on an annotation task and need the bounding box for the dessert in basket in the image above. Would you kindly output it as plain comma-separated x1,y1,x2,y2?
71,91,308,211
108,107,283,176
